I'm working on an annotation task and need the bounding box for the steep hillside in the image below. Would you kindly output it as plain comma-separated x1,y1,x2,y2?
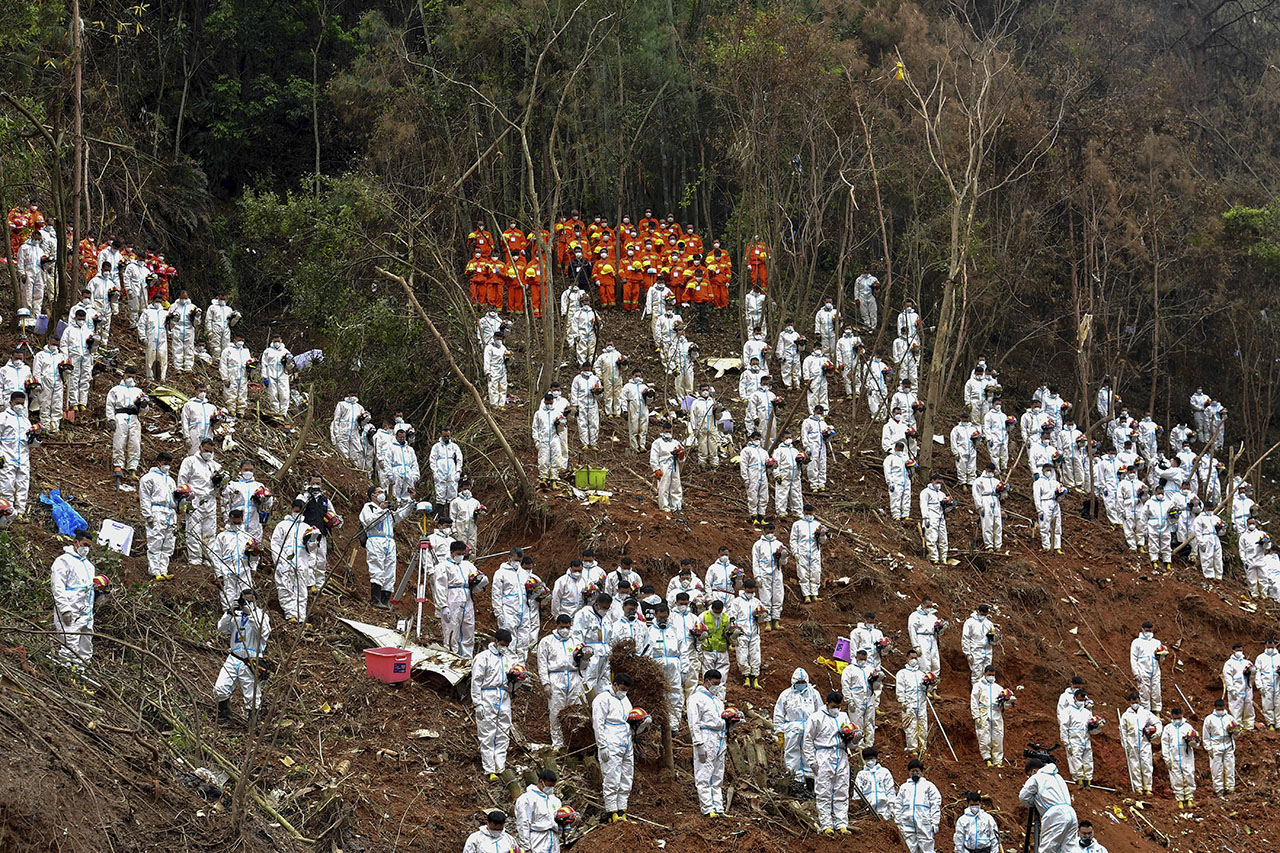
1,299,1276,853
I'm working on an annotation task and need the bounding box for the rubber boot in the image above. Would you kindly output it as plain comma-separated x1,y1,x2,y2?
804,777,816,800
382,588,393,609
217,699,232,724
371,582,390,610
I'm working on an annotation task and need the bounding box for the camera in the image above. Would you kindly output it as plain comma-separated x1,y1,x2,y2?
1023,742,1060,765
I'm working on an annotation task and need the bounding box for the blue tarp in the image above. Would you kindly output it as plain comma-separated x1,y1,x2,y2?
40,489,88,536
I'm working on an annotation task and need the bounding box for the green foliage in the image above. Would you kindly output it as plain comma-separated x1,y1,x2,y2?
1221,203,1280,276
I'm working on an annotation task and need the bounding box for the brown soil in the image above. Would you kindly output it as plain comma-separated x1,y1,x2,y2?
1,302,1276,853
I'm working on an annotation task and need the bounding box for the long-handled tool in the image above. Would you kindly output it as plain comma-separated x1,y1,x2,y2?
925,693,958,761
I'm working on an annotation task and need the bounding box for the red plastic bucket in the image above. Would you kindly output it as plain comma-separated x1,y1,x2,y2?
364,647,412,683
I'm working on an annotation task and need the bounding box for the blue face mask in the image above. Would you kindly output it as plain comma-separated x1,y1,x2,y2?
793,683,807,693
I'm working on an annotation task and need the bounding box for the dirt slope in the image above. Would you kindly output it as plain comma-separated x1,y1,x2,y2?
1,301,1277,853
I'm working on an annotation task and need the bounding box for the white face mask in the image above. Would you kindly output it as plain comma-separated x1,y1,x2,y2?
76,545,90,557
615,690,627,700
718,556,729,565
676,604,688,613
123,377,136,387
1141,631,1153,639
1131,703,1140,711
570,570,581,580
661,432,671,440
272,341,283,350
1233,651,1243,659
907,660,919,670
556,628,570,638
201,451,213,462
241,471,254,481
197,391,207,401
967,805,980,815
159,465,170,474
984,675,995,683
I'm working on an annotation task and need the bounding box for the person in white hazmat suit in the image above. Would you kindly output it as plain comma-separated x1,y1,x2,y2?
360,484,415,610
790,505,826,602
213,588,272,724
139,452,178,580
961,604,998,685
260,334,293,416
1119,691,1161,795
919,474,953,564
803,690,857,834
774,668,822,795
220,333,252,417
619,369,652,452
954,792,1001,853
462,811,519,853
1018,759,1080,853
895,759,941,853
648,603,689,732
330,392,365,465
1257,638,1280,729
532,394,565,482
801,404,832,491
1063,690,1098,785
896,649,931,753
728,581,764,688
181,381,219,458
426,428,463,510
592,671,637,822
178,438,224,567
950,415,980,486
688,669,728,817
104,366,146,487
569,363,602,450
1222,643,1256,730
51,531,97,671
449,480,483,556
379,428,420,505
970,666,1009,766
593,342,626,417
739,431,771,525
841,649,879,748
169,290,200,372
210,509,258,609
802,347,830,414
270,500,314,623
771,431,804,520
1202,699,1238,795
136,294,169,382
1160,706,1199,807
435,540,485,658
514,769,566,853
537,614,586,753
751,524,788,631
649,426,684,513
204,293,239,359
471,628,516,779
855,747,896,821
1130,621,1164,713
884,441,912,521
907,597,945,677
32,338,64,435
491,549,538,663
572,593,616,695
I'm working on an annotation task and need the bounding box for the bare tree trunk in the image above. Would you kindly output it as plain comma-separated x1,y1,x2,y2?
377,267,537,508
70,0,84,315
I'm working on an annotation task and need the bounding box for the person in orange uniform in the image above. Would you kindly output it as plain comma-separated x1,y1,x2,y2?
620,248,646,312
467,221,495,255
507,251,527,313
639,209,660,233
524,261,545,318
684,225,703,255
707,240,732,309
686,266,713,331
746,236,769,291
466,250,487,306
502,222,528,258
483,252,505,309
666,251,687,305
593,251,618,309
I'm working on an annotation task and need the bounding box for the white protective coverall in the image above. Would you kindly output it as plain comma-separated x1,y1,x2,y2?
51,545,95,669
803,706,853,831
470,642,514,774
774,668,822,782
213,603,272,711
687,684,727,815
1018,763,1079,853
591,686,635,813
138,466,177,578
895,775,942,853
